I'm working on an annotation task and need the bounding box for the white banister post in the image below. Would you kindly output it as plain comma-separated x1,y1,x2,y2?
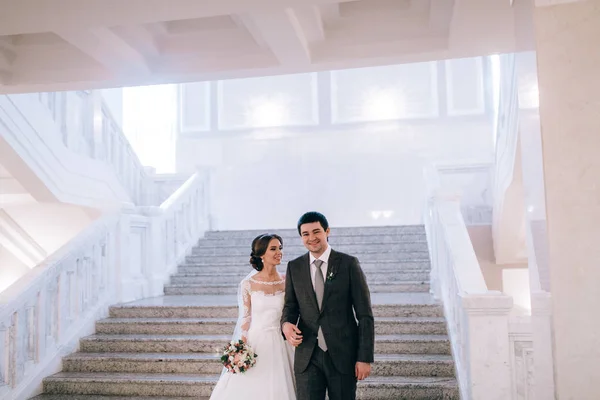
143,167,157,206
143,206,166,297
198,166,213,231
461,293,513,400
116,205,142,303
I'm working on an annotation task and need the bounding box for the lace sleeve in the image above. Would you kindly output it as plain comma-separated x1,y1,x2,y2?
240,280,252,342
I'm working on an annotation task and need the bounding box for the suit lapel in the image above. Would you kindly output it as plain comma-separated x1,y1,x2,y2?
321,249,340,314
299,253,319,312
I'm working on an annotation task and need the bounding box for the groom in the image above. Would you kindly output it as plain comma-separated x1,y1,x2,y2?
281,211,374,400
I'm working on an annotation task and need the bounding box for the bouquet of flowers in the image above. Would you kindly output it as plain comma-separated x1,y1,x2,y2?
220,339,258,374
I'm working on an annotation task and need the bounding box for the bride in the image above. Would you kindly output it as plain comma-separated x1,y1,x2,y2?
209,233,296,400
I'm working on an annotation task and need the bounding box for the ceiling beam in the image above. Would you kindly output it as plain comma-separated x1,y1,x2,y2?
291,6,326,43
0,41,15,82
312,36,450,62
319,3,341,24
0,0,358,36
55,27,151,76
111,26,161,58
235,9,313,67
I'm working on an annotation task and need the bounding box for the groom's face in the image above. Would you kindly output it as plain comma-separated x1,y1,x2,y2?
299,222,330,256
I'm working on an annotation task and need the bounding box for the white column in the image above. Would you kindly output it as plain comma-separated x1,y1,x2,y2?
533,1,600,398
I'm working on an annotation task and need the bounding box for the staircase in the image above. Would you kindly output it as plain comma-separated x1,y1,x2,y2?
167,226,431,295
31,226,459,399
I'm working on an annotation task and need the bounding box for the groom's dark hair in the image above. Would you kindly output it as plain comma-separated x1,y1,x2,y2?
297,211,329,235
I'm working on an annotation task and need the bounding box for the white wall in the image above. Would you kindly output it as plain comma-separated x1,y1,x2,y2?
176,57,495,229
178,119,494,229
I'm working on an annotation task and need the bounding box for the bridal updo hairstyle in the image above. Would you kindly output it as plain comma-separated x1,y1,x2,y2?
249,233,283,272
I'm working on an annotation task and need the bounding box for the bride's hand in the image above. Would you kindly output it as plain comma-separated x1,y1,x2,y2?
282,322,303,347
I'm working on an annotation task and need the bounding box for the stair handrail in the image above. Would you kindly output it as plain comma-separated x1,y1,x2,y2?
97,98,151,205
424,171,513,400
0,212,122,400
0,169,210,400
30,90,155,206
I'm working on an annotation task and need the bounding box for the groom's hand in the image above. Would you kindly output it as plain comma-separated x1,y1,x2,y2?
282,322,303,347
355,362,371,380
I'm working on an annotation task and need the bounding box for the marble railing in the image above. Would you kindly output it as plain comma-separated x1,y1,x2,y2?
0,170,210,400
424,189,513,400
97,100,151,205
19,90,157,206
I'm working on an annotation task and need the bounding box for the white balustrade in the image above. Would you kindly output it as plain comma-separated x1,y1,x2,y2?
424,188,513,400
98,101,151,205
32,90,158,206
0,169,210,400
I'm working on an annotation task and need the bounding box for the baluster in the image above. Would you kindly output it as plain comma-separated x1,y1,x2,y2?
82,257,89,309
53,275,61,343
99,243,107,292
164,220,170,264
168,219,174,261
8,312,17,388
0,322,7,387
104,115,112,163
91,248,99,303
26,294,39,364
76,258,85,314
45,277,55,349
66,270,76,323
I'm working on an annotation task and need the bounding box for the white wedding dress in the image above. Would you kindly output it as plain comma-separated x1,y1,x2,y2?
209,276,296,400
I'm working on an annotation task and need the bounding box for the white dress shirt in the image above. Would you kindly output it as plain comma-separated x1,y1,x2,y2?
309,244,332,290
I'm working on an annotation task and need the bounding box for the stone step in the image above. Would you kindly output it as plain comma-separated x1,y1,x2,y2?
177,260,431,273
79,334,450,355
356,376,459,399
197,234,427,247
109,301,444,319
96,316,446,336
185,251,430,264
163,281,430,295
169,270,430,285
205,225,426,239
32,396,207,400
43,372,457,399
62,352,454,377
191,242,429,256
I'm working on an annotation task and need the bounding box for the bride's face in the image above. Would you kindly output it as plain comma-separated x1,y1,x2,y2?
263,238,283,266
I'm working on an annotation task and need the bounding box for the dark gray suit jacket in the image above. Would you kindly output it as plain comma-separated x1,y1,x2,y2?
281,249,375,374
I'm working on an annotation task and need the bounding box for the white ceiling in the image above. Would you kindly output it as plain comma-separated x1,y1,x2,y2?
0,0,532,94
